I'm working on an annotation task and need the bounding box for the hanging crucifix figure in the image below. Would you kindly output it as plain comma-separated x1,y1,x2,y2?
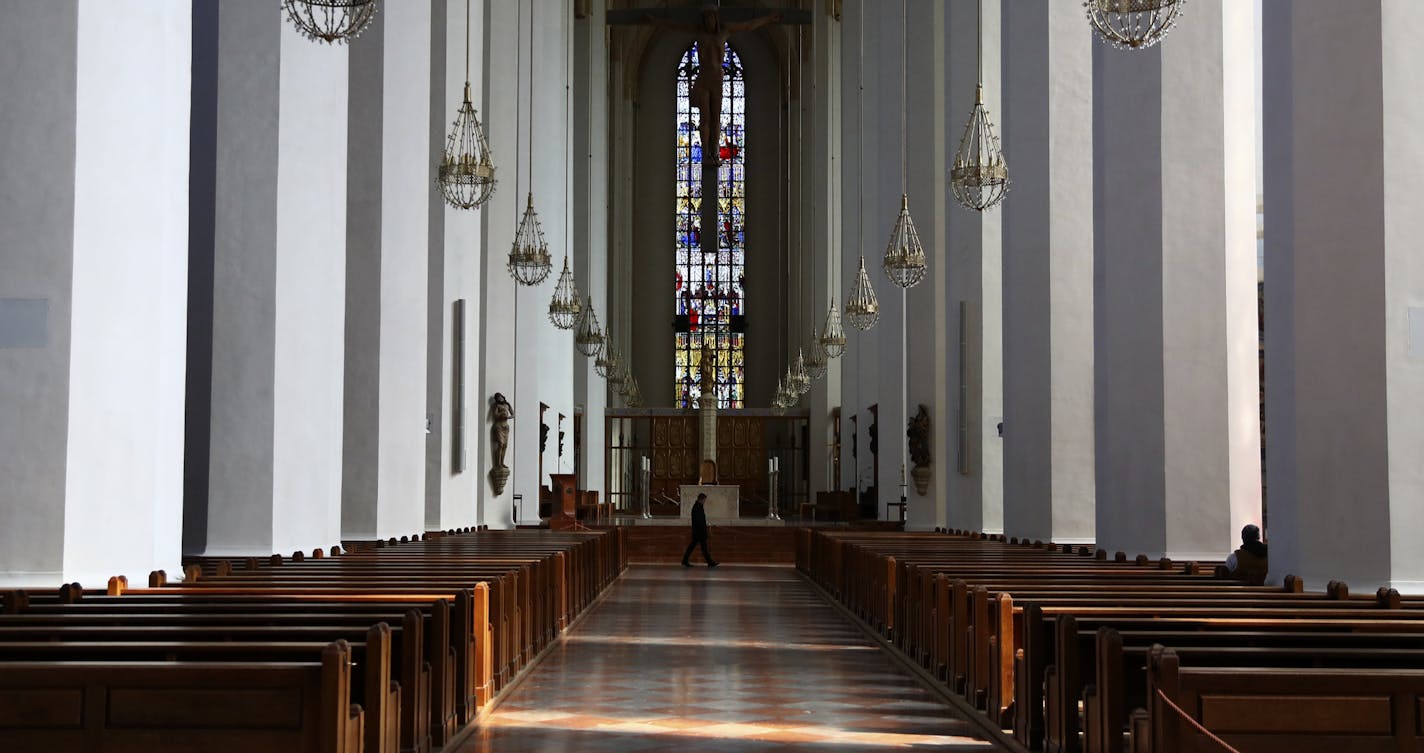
643,8,783,154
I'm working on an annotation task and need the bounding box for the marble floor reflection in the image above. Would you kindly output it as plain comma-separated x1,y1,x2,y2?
454,565,1001,753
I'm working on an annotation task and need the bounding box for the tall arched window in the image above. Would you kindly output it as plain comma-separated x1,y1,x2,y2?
674,42,746,409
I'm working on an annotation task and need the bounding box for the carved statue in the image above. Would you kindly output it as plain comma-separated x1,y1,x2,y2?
489,392,513,495
907,404,931,496
645,8,782,151
491,393,513,467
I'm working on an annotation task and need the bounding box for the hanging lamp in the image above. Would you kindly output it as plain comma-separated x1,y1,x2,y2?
283,0,376,45
882,0,927,287
820,296,847,357
790,349,812,396
549,32,581,327
950,0,1009,212
574,296,604,357
805,328,828,379
845,0,879,330
508,2,552,285
438,0,497,209
594,336,613,378
1086,0,1184,50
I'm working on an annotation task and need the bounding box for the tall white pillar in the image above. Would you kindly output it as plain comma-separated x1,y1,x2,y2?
0,0,190,586
807,1,844,505
478,0,524,526
1000,0,1095,544
205,4,348,556
426,0,483,532
1093,0,1259,560
573,0,608,501
903,0,949,531
1264,1,1424,591
946,0,1004,534
342,4,432,541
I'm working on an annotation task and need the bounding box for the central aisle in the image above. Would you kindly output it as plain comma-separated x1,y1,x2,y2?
455,565,1000,752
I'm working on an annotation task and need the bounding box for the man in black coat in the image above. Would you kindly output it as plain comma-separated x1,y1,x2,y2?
682,493,719,567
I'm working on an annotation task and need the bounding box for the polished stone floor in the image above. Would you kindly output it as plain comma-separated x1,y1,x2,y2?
454,565,1000,752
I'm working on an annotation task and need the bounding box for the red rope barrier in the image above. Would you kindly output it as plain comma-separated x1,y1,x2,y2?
1154,688,1243,753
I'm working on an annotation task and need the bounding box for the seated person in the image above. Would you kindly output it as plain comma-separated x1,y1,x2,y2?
1224,523,1268,585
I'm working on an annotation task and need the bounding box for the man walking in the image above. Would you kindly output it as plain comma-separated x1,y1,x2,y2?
682,493,719,567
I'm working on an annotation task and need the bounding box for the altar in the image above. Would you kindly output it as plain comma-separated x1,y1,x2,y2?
680,484,740,519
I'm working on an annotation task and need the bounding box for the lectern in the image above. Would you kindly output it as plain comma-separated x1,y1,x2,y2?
549,473,578,529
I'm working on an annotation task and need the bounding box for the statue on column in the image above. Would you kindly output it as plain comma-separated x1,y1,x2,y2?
489,392,513,495
646,8,782,151
697,343,719,483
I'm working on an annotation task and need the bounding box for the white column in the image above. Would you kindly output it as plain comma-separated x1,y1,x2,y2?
0,1,191,586
807,1,844,503
573,0,608,499
477,0,523,527
999,0,1095,544
427,0,484,532
206,4,348,556
1264,0,1424,591
1093,0,1259,560
945,0,1004,534
342,4,432,541
903,0,949,530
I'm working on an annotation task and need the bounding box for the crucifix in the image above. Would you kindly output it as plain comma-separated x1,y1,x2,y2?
610,4,809,406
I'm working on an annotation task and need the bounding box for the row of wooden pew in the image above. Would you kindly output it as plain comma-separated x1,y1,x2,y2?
0,527,626,753
796,529,1424,753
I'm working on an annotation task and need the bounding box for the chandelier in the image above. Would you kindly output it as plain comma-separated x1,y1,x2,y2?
594,339,613,378
884,194,927,287
1086,0,1185,50
883,0,927,288
950,86,1009,212
283,0,377,45
438,1,496,209
846,0,878,331
625,378,643,408
605,350,626,390
805,332,828,379
574,297,604,357
790,349,812,396
950,1,1009,212
509,194,551,285
507,2,551,286
548,257,581,328
845,257,880,331
774,371,795,409
820,297,847,358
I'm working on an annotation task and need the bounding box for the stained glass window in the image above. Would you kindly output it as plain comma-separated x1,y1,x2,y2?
674,42,747,409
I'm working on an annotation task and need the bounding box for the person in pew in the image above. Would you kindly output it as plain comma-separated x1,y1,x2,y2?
682,493,719,568
1224,523,1268,585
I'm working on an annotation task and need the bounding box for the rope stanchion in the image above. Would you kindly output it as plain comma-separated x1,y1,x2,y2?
1154,688,1243,753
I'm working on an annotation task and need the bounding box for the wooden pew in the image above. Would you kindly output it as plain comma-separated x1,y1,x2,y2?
1140,644,1424,753
0,641,364,753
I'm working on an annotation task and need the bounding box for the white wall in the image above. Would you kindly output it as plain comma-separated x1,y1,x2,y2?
0,1,79,586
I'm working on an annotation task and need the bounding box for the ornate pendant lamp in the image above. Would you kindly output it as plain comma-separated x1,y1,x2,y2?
820,297,847,357
791,349,812,396
950,0,1009,213
605,349,626,389
548,257,582,328
549,33,582,328
594,338,613,378
805,332,827,380
625,378,643,408
438,0,497,210
845,0,879,331
1086,0,1185,50
882,0,927,288
574,297,604,357
283,0,376,45
845,257,879,331
884,194,927,287
508,2,551,286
